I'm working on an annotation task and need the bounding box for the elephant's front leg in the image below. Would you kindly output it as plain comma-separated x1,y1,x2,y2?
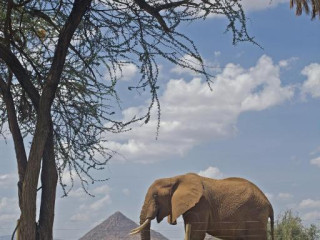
183,197,210,240
183,222,207,240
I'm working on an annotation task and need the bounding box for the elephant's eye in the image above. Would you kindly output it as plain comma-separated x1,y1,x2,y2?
153,193,158,198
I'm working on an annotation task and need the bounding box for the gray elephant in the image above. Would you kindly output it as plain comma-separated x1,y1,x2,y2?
130,173,274,240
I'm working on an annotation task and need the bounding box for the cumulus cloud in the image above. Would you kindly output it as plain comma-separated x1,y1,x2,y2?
241,0,289,12
122,188,130,196
299,199,320,209
0,197,19,227
171,54,220,76
302,211,320,222
310,146,320,156
105,55,294,163
89,195,112,211
301,63,320,99
106,62,138,82
68,187,86,199
310,157,320,168
204,0,288,18
198,167,224,179
277,192,293,201
278,57,298,68
68,184,112,222
70,213,90,222
0,173,17,189
92,185,111,195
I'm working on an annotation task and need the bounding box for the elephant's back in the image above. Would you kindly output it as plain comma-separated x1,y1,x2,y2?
205,177,272,210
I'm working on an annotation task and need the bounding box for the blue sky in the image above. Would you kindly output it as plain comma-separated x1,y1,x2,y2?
1,1,320,239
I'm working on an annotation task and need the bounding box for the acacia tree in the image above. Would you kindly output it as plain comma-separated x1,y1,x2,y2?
0,0,254,239
290,0,320,18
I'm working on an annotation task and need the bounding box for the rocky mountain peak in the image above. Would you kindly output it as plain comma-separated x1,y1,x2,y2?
79,211,168,240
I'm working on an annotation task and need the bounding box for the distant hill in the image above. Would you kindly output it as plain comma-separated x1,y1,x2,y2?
79,211,168,240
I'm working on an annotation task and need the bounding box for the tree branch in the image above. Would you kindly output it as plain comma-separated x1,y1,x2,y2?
133,0,170,32
0,43,40,110
0,75,27,209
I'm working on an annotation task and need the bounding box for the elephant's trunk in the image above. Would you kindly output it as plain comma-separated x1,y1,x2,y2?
139,216,151,240
138,200,155,240
130,202,154,239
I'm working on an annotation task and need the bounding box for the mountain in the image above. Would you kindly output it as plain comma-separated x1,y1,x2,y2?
79,211,168,240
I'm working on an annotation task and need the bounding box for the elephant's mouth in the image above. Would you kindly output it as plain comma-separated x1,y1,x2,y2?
129,219,151,235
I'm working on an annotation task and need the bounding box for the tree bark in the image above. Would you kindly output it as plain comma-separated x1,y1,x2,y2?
38,123,58,240
18,1,92,239
0,44,40,109
0,76,27,211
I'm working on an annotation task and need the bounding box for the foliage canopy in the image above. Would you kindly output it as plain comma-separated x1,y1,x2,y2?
0,0,254,194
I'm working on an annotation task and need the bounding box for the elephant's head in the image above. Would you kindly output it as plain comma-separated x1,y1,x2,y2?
130,173,203,240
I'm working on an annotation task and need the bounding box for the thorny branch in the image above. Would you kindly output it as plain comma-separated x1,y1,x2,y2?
0,0,255,194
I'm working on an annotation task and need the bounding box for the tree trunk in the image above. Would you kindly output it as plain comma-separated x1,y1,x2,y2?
18,1,92,239
19,114,51,240
38,123,58,240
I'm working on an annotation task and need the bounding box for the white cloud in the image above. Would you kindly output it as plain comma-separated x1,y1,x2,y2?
70,213,90,222
92,185,111,195
198,167,224,179
68,185,111,199
68,188,86,198
277,192,293,201
310,156,320,168
89,195,112,211
122,188,130,196
204,0,288,18
0,197,19,226
299,199,320,209
68,185,112,223
214,51,221,57
59,170,77,187
105,55,294,163
171,54,207,76
106,62,138,82
278,57,298,68
302,211,320,222
0,173,17,189
310,146,320,156
241,0,289,12
171,54,222,76
301,63,320,99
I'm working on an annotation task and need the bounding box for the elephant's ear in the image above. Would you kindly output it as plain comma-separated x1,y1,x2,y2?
169,173,203,224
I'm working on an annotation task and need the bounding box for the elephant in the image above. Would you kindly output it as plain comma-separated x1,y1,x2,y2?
130,173,274,240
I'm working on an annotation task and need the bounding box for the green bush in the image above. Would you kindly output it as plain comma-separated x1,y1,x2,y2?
271,210,320,240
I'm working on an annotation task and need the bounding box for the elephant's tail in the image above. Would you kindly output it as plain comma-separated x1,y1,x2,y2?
269,206,275,240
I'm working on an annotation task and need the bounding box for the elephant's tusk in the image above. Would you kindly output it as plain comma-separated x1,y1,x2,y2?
184,223,191,240
129,219,151,235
